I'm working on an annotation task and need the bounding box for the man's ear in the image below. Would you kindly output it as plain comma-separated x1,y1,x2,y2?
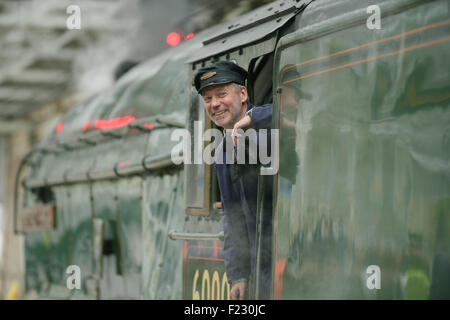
240,85,248,104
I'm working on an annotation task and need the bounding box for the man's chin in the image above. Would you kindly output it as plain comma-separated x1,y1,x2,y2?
214,118,231,129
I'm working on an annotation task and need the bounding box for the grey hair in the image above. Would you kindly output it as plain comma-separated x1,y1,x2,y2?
233,83,248,103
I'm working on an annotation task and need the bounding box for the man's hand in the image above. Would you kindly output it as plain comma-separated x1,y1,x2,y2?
230,280,248,300
231,115,252,147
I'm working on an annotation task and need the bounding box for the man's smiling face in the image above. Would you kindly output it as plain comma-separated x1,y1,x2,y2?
201,83,248,129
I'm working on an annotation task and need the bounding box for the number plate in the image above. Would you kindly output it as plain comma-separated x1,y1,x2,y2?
22,205,55,231
183,240,230,300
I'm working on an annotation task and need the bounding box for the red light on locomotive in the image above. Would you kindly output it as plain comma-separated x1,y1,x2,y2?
184,32,194,40
56,122,64,134
166,32,181,46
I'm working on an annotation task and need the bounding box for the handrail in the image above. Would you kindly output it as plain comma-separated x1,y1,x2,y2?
155,117,186,128
168,230,224,241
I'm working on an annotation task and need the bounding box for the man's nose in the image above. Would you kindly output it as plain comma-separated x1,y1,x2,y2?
211,96,221,108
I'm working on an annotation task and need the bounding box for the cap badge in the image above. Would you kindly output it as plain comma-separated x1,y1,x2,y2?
200,71,216,80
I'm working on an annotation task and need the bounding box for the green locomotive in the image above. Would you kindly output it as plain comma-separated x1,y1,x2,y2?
17,0,450,299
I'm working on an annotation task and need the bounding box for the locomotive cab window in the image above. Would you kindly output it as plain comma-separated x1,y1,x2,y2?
248,53,274,106
184,53,275,217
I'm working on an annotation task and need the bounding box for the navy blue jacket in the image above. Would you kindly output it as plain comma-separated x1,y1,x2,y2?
214,103,273,297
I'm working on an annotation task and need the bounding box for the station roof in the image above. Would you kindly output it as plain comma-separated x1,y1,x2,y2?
0,0,137,121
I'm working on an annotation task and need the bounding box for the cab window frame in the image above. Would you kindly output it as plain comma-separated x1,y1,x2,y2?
184,90,213,216
184,50,275,217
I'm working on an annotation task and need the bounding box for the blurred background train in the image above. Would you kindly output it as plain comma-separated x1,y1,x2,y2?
1,0,449,299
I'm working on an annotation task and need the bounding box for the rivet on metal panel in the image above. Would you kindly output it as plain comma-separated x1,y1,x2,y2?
276,18,282,23
226,53,230,60
239,48,243,55
267,7,273,11
222,39,227,44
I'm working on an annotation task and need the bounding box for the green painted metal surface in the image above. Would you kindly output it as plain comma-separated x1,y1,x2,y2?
22,20,200,299
20,0,449,300
142,171,185,299
273,0,450,299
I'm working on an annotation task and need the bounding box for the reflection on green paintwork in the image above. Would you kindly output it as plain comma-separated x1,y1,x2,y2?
274,0,449,299
405,269,430,300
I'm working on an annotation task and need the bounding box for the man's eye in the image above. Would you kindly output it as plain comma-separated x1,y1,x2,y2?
204,97,211,103
218,92,227,98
